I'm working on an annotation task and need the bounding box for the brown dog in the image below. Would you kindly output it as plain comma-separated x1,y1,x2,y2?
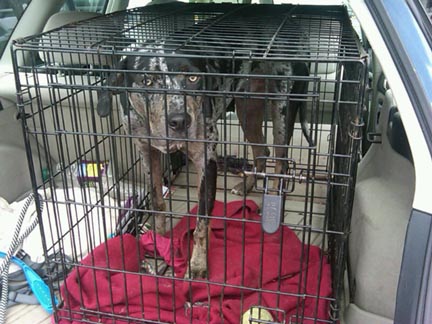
232,61,312,196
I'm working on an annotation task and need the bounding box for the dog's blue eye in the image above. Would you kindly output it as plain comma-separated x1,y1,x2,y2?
188,76,199,83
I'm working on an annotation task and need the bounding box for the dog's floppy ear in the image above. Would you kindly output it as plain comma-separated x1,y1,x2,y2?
204,59,235,119
97,57,128,117
201,60,220,118
205,58,235,90
205,59,225,90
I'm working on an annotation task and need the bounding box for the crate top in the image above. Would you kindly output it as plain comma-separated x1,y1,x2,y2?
14,3,363,62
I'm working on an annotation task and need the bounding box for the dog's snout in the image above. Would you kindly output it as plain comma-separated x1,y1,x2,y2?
167,112,192,131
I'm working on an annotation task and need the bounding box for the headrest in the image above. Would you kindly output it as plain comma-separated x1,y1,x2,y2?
42,11,102,33
39,11,115,66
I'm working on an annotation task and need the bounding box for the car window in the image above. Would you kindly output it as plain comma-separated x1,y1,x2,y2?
61,0,108,13
419,0,432,21
0,0,31,56
128,0,344,6
0,0,108,57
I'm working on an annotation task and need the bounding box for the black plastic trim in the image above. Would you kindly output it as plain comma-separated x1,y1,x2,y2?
365,0,432,155
394,209,432,324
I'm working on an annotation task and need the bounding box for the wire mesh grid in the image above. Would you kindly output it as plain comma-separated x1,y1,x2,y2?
12,3,367,324
18,3,363,61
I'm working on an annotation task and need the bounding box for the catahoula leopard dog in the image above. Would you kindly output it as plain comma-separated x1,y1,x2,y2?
97,48,311,279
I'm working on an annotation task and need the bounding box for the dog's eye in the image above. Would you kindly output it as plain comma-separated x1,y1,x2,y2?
145,78,153,86
188,76,199,83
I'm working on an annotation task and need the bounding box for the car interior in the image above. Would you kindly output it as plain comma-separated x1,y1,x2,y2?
0,1,419,323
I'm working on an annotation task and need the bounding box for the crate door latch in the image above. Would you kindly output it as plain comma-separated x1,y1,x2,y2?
250,157,297,234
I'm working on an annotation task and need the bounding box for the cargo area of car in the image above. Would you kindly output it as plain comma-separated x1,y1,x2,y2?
1,2,416,324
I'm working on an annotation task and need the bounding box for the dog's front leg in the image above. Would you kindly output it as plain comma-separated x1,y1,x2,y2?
150,148,167,234
139,143,166,234
186,141,217,279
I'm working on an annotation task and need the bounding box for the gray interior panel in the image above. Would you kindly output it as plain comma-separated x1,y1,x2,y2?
0,99,47,201
344,89,415,322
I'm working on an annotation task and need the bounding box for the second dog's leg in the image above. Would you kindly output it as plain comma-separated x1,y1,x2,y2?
273,63,310,191
232,98,270,196
271,100,288,190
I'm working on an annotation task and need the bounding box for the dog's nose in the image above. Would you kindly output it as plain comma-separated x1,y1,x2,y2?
167,112,192,131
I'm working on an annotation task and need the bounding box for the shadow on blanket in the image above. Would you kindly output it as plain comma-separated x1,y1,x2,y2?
54,200,332,324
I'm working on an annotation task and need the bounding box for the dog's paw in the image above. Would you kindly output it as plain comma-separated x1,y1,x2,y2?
231,181,253,196
184,262,207,279
231,184,245,196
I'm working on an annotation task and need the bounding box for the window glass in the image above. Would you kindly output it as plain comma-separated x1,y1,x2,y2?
0,0,108,57
0,0,31,56
418,0,432,21
127,0,346,10
61,0,107,13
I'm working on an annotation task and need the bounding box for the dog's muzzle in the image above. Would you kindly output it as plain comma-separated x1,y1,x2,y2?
167,112,192,131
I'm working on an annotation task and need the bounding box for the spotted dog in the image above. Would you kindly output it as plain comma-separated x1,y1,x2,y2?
97,53,224,278
97,49,311,278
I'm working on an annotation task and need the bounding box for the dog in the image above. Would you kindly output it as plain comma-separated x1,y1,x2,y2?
97,46,311,278
232,60,312,195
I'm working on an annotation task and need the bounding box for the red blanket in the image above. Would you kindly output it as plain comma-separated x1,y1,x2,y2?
54,200,331,323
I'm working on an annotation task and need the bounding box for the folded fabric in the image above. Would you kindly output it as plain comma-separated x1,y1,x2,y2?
55,200,332,324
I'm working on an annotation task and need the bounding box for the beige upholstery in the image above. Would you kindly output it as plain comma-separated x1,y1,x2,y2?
344,89,415,323
39,11,115,66
42,11,102,33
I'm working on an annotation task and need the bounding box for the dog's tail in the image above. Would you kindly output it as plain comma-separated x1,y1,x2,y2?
298,102,313,146
289,62,314,146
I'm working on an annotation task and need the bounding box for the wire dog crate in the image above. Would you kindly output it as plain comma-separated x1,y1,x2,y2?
13,3,367,324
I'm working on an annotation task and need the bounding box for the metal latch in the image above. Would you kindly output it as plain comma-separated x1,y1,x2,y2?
244,157,302,234
262,190,283,234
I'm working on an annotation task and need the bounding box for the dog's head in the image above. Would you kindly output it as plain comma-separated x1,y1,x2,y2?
97,51,224,153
